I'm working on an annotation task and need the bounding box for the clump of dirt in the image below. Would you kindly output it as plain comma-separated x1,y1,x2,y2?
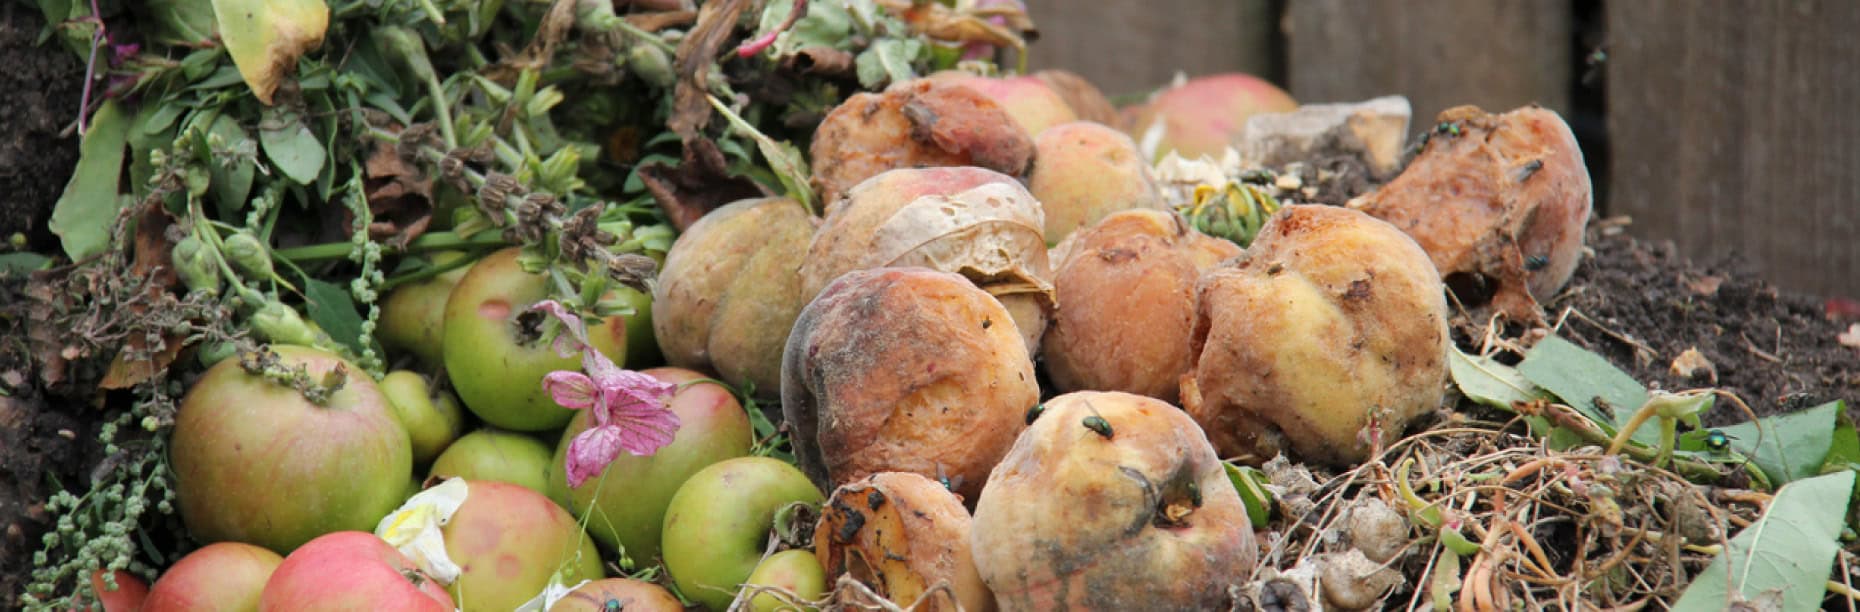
1547,219,1860,425
0,3,84,251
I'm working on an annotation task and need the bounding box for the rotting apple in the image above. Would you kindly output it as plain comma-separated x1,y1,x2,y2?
1043,209,1239,403
1027,121,1167,245
661,457,824,612
428,428,554,495
929,71,1079,136
815,472,991,612
1180,204,1449,467
441,480,606,612
744,549,827,612
1122,72,1298,161
143,542,283,612
378,250,472,366
1034,69,1120,126
809,78,1035,208
545,366,752,565
171,345,411,555
783,267,1039,504
380,370,467,464
259,531,454,612
548,578,684,612
971,391,1257,611
442,247,629,431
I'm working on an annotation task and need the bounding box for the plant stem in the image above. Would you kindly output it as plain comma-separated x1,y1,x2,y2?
274,231,507,263
377,248,481,291
613,18,677,53
1605,402,1660,456
422,72,458,148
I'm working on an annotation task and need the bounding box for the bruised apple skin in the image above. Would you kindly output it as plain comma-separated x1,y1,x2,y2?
1122,73,1298,161
971,391,1256,611
441,480,605,611
1348,104,1593,322
815,472,993,612
801,166,1054,352
652,197,816,398
1028,122,1168,245
928,70,1079,136
783,267,1038,503
1043,210,1240,403
1180,204,1450,466
809,78,1035,208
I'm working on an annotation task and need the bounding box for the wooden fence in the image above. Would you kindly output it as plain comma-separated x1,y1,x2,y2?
1022,0,1858,298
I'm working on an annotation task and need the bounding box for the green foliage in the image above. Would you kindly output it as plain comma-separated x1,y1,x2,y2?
49,101,130,262
1672,470,1854,610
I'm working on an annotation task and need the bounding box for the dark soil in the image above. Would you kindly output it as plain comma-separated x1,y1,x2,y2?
1546,219,1860,426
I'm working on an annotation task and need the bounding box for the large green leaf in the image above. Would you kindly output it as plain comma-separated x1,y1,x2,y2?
1448,348,1548,410
259,107,326,185
1517,335,1657,445
207,114,256,217
303,278,366,355
1672,469,1853,611
1714,401,1843,485
49,100,131,261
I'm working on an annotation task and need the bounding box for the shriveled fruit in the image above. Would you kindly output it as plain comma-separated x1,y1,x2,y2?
972,391,1257,611
1043,209,1239,402
809,78,1034,208
1123,72,1298,161
1349,104,1592,322
260,531,454,612
440,481,605,611
428,428,554,495
743,549,827,612
546,367,752,564
801,166,1054,352
783,267,1037,503
815,473,992,612
1181,204,1449,466
653,197,816,397
172,345,411,554
661,457,824,612
548,578,683,612
1034,69,1119,126
1027,121,1167,245
143,542,283,612
930,71,1079,136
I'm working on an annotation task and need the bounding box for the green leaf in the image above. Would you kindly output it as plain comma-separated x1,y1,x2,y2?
1517,335,1656,444
207,114,256,217
1714,400,1842,485
0,252,51,275
706,95,816,214
141,0,216,45
50,100,131,261
855,38,924,90
1448,348,1548,410
1223,463,1273,529
1671,469,1853,611
259,107,327,185
303,279,368,355
1826,411,1860,470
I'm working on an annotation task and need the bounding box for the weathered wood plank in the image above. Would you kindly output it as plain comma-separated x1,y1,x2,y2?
1021,0,1279,99
1607,0,1859,296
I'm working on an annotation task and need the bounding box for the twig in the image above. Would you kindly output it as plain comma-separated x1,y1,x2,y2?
1740,332,1783,364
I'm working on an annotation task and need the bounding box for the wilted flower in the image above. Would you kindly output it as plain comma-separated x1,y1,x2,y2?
530,300,680,488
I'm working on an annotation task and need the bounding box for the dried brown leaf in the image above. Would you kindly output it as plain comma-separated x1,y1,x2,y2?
357,138,436,249
667,0,752,141
640,137,770,231
101,200,185,389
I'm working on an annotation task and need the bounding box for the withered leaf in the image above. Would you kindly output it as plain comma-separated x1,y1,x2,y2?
357,137,436,249
101,199,186,390
640,137,770,232
667,0,752,141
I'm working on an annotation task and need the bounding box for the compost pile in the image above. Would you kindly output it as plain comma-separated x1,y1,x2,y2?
3,0,1859,610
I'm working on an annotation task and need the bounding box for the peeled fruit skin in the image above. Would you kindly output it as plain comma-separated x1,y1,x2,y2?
380,370,467,464
971,391,1257,611
378,250,470,366
783,267,1039,504
143,542,283,612
548,578,684,612
428,428,554,495
661,457,825,612
443,247,629,431
801,166,1055,353
1349,104,1593,322
545,367,753,565
809,78,1035,208
815,473,992,612
1028,121,1167,245
653,197,817,398
931,71,1080,136
440,480,606,612
259,531,454,612
1043,210,1241,403
1124,73,1298,161
1181,204,1450,467
744,549,828,612
172,345,411,555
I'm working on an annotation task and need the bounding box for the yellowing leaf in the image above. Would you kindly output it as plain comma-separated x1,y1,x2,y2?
211,0,330,104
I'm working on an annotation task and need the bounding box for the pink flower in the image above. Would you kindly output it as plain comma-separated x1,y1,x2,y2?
530,300,681,488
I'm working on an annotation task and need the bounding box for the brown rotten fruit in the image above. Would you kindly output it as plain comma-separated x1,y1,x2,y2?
971,391,1257,611
1043,209,1239,402
815,472,993,612
1349,104,1592,322
1181,204,1449,466
782,267,1038,504
810,78,1035,208
652,197,817,397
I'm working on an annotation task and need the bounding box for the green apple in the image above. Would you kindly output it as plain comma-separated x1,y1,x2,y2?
661,457,823,611
379,370,467,464
379,251,472,366
613,285,662,369
745,549,827,612
429,428,553,495
545,367,751,565
442,247,628,431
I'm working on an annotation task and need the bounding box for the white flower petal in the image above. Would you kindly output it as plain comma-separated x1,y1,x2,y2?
374,477,470,585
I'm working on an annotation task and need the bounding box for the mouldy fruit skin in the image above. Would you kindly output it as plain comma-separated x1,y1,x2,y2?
971,391,1257,611
928,70,1080,137
652,197,817,398
1180,204,1449,467
1043,209,1240,403
1028,121,1169,245
815,472,993,612
801,166,1054,352
1122,72,1299,162
808,78,1035,208
1348,104,1593,323
783,267,1039,504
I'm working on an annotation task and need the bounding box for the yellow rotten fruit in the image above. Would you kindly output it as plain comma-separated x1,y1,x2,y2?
211,0,329,105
